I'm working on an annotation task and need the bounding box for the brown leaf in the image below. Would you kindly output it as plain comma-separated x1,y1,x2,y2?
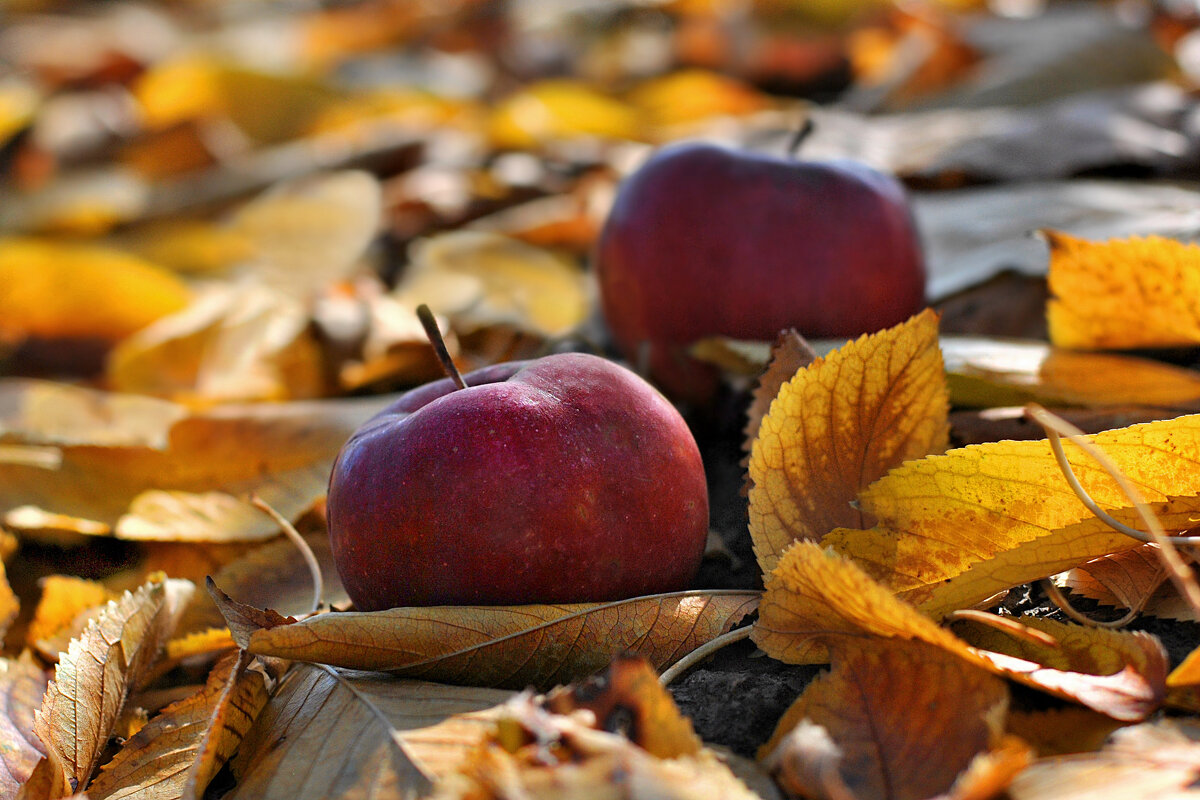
1006,708,1124,758
221,591,758,691
748,310,949,574
87,650,269,800
0,654,47,798
742,329,817,457
28,576,194,798
763,638,1008,800
227,665,512,799
1061,545,1170,614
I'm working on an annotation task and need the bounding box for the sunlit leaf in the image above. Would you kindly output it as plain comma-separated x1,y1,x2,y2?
218,589,758,691
1045,231,1200,349
26,576,113,655
748,309,949,573
88,651,269,800
629,69,770,131
488,79,641,148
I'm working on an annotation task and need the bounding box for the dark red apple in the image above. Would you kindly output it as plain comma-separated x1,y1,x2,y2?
326,353,709,610
594,141,926,401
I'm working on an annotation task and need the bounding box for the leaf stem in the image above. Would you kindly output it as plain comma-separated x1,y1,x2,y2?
1025,404,1200,620
252,495,323,616
659,625,754,687
416,304,467,390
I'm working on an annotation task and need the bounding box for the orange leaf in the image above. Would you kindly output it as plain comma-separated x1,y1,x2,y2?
1045,230,1200,349
748,309,949,573
488,80,642,148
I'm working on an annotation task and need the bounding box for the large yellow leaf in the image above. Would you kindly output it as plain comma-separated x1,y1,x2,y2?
216,588,758,691
763,638,1009,800
87,651,269,800
0,237,190,342
825,415,1200,599
0,654,47,798
27,576,194,798
227,665,512,799
0,381,391,542
754,543,1164,721
1045,231,1200,349
748,309,949,574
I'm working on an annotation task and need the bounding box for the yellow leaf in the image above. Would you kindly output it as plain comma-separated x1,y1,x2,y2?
629,69,770,131
396,231,592,338
0,654,47,798
1045,231,1200,349
88,651,269,800
825,415,1200,600
763,638,1008,800
0,237,190,341
217,588,758,691
0,561,15,642
741,330,817,453
944,337,1200,409
26,576,113,651
488,80,642,148
29,576,194,797
748,309,949,574
755,542,1164,720
0,79,37,144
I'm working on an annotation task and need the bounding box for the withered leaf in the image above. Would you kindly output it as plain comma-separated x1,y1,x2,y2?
763,638,1009,800
1061,544,1171,615
218,590,758,691
88,650,269,800
1006,708,1124,757
748,309,949,574
227,665,512,799
755,542,1164,721
742,329,817,456
0,654,47,798
29,576,193,797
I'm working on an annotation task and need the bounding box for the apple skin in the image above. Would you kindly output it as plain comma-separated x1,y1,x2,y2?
327,353,709,610
595,142,926,401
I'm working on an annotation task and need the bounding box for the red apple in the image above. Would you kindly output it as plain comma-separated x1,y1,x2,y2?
594,141,926,401
326,353,709,610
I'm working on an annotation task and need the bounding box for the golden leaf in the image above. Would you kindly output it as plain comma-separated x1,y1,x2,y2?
227,665,512,799
944,337,1200,409
748,309,949,573
0,561,16,641
1045,231,1200,349
755,542,1164,721
763,638,1008,800
742,329,817,455
0,654,48,798
396,231,592,339
488,80,642,148
88,651,269,800
825,415,1200,600
26,576,113,653
29,576,194,797
218,590,758,691
0,380,391,542
628,69,770,132
0,237,190,342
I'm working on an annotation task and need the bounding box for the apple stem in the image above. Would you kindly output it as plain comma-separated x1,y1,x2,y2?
417,304,468,390
786,116,815,160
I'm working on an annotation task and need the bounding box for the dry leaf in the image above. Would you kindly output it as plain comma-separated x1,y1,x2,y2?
218,589,758,691
1008,719,1200,800
1006,708,1124,757
26,576,113,654
748,309,949,573
0,237,190,342
396,231,592,339
943,337,1200,409
28,576,194,798
823,415,1200,603
227,665,512,799
742,329,817,454
754,542,1164,721
1062,544,1171,614
87,650,269,800
0,654,47,798
763,638,1008,800
0,381,391,542
1045,231,1200,350
628,69,770,133
488,80,641,148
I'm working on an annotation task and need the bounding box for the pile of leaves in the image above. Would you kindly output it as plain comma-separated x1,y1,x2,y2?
6,1,1200,798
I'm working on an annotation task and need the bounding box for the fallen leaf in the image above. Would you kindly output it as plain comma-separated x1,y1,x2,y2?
1061,544,1170,614
1045,231,1200,350
628,69,770,133
0,237,190,343
763,637,1008,800
87,650,269,800
28,576,194,798
227,665,512,799
742,329,817,455
748,309,949,573
0,381,391,542
488,80,641,148
1008,719,1200,800
26,576,113,653
114,219,255,277
218,590,758,691
1006,708,1124,757
0,562,16,641
0,654,47,798
396,231,592,339
754,542,1164,721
